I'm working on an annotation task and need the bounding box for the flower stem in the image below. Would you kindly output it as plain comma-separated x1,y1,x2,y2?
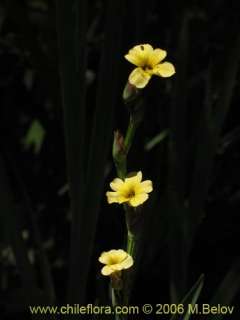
112,98,143,308
127,231,135,257
111,287,125,320
113,114,138,180
124,115,137,154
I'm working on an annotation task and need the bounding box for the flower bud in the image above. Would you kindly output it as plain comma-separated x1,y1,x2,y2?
122,81,139,104
112,130,126,159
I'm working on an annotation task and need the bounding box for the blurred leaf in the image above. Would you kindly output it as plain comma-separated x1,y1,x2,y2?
207,259,240,320
218,126,240,154
57,0,126,305
6,152,56,304
22,119,45,154
0,154,38,304
168,10,240,308
189,32,240,230
27,0,48,11
144,129,169,151
170,274,204,320
23,69,35,91
56,0,88,303
168,10,190,302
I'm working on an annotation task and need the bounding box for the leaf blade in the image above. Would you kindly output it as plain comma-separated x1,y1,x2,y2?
170,274,204,320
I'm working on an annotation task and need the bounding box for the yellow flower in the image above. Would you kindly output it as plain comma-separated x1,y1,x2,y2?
125,43,175,88
99,249,133,276
106,171,153,207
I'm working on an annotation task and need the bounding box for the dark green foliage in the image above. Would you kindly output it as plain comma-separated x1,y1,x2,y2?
56,0,126,304
170,274,204,320
208,259,240,320
0,156,38,305
56,0,88,304
0,1,240,319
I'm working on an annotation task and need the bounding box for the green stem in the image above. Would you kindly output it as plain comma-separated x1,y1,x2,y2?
115,160,127,180
112,102,143,309
127,231,135,257
111,288,125,320
112,111,139,258
111,287,117,307
113,113,139,180
124,115,137,154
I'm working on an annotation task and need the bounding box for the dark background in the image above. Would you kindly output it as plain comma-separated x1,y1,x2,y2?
0,0,240,319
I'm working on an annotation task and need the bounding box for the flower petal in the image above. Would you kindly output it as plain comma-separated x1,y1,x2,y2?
129,68,151,89
128,193,149,207
110,178,124,191
136,171,142,182
101,265,113,276
117,195,129,203
139,180,153,193
106,191,119,204
125,53,142,67
111,264,124,271
153,62,175,78
120,255,134,269
110,249,128,263
148,49,167,67
99,251,112,264
125,171,142,184
125,44,153,67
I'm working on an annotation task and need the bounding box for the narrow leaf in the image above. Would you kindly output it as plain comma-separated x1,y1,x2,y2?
189,32,240,229
0,154,38,305
207,259,240,320
80,0,125,302
168,10,190,302
144,129,169,151
170,274,204,320
56,0,88,303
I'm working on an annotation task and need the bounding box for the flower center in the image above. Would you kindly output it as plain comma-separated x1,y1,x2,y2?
109,257,121,265
108,254,127,265
125,188,136,199
142,64,152,72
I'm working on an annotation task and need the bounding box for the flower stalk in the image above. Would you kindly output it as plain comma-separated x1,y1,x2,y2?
127,231,135,257
124,114,138,154
103,43,174,313
112,107,140,179
111,96,145,307
110,78,147,309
